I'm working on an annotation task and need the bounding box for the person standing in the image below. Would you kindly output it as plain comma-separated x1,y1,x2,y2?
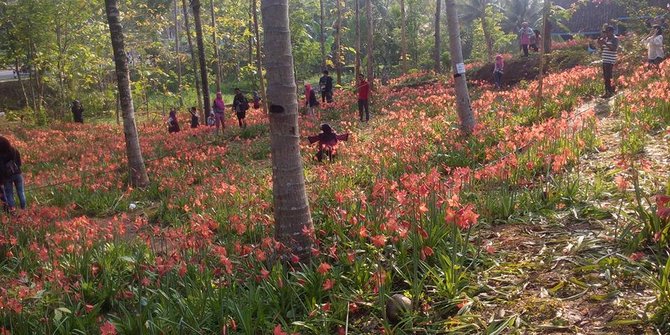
189,106,199,128
319,70,334,103
597,25,619,98
643,25,664,69
212,92,226,135
518,22,534,57
356,74,370,122
304,83,320,118
167,108,181,133
232,88,249,129
71,100,84,123
493,54,504,89
0,136,26,210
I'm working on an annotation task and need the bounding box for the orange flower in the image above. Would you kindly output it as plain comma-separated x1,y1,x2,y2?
316,262,332,275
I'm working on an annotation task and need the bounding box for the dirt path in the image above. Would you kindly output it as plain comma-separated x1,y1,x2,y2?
473,95,664,334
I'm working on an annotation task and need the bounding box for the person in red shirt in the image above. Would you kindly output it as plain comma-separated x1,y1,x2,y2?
356,74,370,122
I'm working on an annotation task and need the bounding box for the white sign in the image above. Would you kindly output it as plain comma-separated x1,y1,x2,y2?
456,63,466,74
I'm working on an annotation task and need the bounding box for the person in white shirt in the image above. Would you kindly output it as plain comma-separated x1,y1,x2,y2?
644,25,664,69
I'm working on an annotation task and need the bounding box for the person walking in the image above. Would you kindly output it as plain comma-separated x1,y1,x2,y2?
518,22,534,57
71,100,84,123
0,136,26,211
356,74,370,122
319,70,334,103
597,25,619,98
212,92,226,135
232,88,249,129
189,106,199,128
643,25,664,69
493,54,504,89
304,83,320,118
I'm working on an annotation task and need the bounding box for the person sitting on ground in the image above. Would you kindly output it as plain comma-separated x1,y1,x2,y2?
71,100,84,123
189,106,199,128
643,25,664,69
232,88,249,129
167,108,180,133
0,136,26,211
207,112,216,127
308,123,349,162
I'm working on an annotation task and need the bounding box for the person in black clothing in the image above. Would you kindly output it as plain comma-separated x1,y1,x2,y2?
71,100,84,123
167,108,181,133
319,70,334,103
0,136,26,210
189,107,199,128
232,88,249,129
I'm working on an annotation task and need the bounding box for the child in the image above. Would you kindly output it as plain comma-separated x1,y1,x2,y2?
252,91,261,109
207,112,216,126
189,107,199,128
167,108,180,133
308,123,349,162
304,83,320,118
493,54,504,89
232,88,249,129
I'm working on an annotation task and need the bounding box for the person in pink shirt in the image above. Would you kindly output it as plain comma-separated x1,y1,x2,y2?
212,92,226,135
493,54,504,89
518,22,533,57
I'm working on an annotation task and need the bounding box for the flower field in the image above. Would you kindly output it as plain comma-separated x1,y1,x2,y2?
1,56,669,334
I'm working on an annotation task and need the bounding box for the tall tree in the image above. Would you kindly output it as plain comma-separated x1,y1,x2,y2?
105,0,149,188
536,0,550,113
434,0,442,73
261,0,314,261
366,0,373,90
175,0,184,107
252,0,268,112
210,0,222,93
319,0,326,68
335,0,343,85
459,0,494,61
191,0,212,120
182,0,203,115
400,0,408,72
355,0,361,79
445,0,475,134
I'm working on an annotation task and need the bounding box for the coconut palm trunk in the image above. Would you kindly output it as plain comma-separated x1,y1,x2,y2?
105,0,149,188
175,0,184,107
445,0,475,134
355,0,361,79
182,0,203,116
191,0,212,120
434,0,442,73
252,0,268,112
261,0,314,261
210,0,222,93
366,0,373,90
400,0,408,72
335,0,342,85
319,0,326,68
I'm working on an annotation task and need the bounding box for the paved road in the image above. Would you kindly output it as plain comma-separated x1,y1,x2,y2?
0,69,18,82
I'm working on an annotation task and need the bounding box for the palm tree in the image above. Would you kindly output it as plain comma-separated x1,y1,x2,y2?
366,0,374,90
458,0,494,60
182,0,203,116
261,0,314,262
105,0,149,187
191,0,212,120
501,0,542,32
445,0,475,134
434,0,442,73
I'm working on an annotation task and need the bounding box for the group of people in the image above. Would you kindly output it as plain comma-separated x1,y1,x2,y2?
304,71,371,123
167,88,260,135
0,136,26,214
518,22,542,57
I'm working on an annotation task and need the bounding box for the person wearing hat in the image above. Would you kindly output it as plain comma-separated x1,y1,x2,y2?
71,100,84,123
643,25,664,69
308,123,349,162
597,25,619,98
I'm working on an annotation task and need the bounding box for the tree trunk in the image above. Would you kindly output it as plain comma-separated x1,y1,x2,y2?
248,1,254,65
445,0,475,134
191,0,212,120
400,0,408,72
434,0,441,73
56,23,67,118
175,0,184,107
14,60,30,110
261,0,314,262
335,0,342,85
105,0,150,188
543,0,552,54
536,0,550,114
366,0,373,91
182,0,203,117
320,0,326,68
355,0,361,79
480,10,494,61
252,0,268,112
210,0,222,92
